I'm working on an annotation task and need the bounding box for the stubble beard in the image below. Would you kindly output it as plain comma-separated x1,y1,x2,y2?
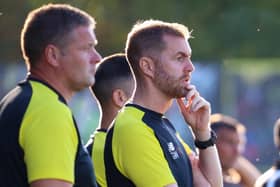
154,63,188,98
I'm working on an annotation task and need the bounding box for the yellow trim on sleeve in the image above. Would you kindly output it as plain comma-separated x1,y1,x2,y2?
19,81,78,183
92,131,107,187
112,107,176,187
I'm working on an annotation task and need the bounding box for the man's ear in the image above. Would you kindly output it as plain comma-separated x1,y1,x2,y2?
44,44,61,67
112,89,128,108
139,56,155,78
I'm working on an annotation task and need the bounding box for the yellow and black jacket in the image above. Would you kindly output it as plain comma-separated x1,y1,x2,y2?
104,104,193,187
0,77,96,187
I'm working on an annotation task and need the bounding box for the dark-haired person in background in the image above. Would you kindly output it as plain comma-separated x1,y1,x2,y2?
255,118,280,187
86,53,135,187
0,4,101,187
211,113,260,187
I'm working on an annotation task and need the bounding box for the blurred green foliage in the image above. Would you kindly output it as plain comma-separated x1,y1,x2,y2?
0,0,279,63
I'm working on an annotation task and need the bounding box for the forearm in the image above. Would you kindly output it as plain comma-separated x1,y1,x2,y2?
198,145,223,187
194,130,223,187
176,93,222,186
30,179,72,187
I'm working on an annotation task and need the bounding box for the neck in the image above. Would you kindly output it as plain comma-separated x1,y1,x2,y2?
100,107,119,130
133,81,173,114
30,66,74,103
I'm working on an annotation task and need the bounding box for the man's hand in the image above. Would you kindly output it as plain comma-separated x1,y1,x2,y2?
176,84,211,140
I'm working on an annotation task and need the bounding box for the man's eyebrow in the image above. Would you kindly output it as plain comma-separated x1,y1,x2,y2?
176,51,191,57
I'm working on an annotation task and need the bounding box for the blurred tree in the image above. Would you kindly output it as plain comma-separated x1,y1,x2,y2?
0,0,30,63
0,0,279,63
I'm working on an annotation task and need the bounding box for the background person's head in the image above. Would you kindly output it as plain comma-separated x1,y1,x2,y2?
90,53,135,111
211,113,246,171
21,3,97,71
125,19,194,98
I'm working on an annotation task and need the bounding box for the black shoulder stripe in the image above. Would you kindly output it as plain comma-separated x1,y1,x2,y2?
142,114,193,187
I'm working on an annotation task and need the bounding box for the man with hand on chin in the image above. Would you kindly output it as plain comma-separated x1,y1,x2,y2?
104,19,222,187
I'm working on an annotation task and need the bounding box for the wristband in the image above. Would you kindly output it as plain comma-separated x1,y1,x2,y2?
194,130,217,149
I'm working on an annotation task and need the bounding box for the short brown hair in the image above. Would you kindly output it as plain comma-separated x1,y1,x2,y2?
21,3,96,70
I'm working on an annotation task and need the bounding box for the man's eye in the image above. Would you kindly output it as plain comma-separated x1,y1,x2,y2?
177,56,185,61
84,44,95,51
88,44,94,49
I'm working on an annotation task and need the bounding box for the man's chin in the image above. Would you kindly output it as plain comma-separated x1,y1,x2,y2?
173,92,187,99
177,89,189,98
